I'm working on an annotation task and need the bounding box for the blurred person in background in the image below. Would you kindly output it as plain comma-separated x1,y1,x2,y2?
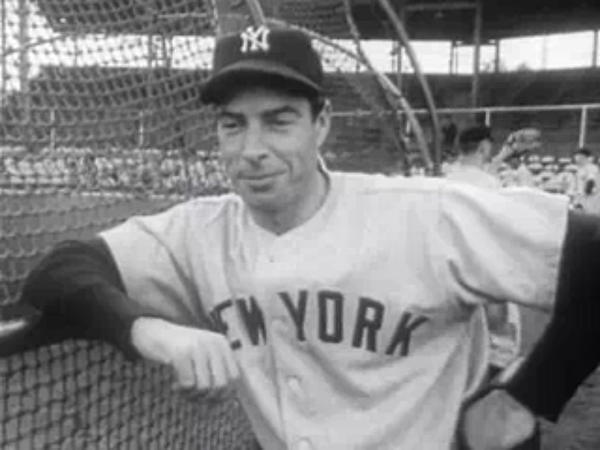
408,156,427,177
501,154,535,188
446,125,500,189
446,125,538,449
572,147,600,213
440,113,458,160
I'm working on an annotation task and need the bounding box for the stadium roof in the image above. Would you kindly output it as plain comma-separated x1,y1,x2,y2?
354,0,600,41
33,0,600,42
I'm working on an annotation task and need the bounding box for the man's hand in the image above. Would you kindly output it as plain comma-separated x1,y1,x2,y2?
491,128,542,168
131,317,240,392
459,388,537,450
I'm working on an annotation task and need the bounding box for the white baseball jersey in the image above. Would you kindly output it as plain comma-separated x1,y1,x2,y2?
445,164,502,190
575,162,599,196
101,171,567,450
444,163,522,369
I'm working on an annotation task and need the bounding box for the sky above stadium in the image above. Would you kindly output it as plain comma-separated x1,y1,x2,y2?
1,0,599,92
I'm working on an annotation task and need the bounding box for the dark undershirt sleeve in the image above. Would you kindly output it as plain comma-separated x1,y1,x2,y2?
0,237,158,360
505,211,600,422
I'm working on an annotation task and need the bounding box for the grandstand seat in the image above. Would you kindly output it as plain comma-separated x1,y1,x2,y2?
558,156,572,165
541,155,556,165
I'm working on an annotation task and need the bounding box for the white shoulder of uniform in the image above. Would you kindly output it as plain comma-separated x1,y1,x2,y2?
100,192,243,245
333,170,445,198
445,165,502,190
97,193,244,324
437,180,569,311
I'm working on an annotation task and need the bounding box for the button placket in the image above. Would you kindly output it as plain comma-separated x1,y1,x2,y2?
296,438,313,450
286,375,303,399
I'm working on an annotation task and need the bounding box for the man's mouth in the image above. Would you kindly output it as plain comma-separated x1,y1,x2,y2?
240,173,281,182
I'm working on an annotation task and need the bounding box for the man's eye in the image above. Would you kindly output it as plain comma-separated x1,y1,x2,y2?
220,120,241,130
269,116,294,127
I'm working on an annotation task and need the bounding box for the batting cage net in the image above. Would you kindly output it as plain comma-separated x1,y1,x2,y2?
0,0,414,448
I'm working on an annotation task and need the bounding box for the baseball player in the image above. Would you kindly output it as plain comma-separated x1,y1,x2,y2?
2,26,600,450
572,147,600,213
445,125,538,449
446,126,524,373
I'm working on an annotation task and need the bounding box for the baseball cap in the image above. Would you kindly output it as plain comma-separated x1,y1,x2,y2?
201,26,324,104
574,147,591,157
458,125,493,146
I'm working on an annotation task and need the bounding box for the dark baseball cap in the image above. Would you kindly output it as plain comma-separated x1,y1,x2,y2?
200,26,324,104
574,147,591,157
458,125,493,145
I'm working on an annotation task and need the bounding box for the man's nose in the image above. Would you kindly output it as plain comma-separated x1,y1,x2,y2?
241,125,268,162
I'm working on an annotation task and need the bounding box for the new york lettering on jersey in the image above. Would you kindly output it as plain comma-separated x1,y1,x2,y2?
210,290,430,357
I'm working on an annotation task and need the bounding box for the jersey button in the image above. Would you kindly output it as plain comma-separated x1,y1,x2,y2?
296,438,313,450
272,318,286,333
287,376,303,398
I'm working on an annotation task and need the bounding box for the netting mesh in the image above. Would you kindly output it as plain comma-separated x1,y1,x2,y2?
0,0,408,448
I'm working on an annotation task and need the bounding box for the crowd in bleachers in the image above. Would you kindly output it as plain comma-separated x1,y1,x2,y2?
0,146,231,196
3,141,600,213
434,147,600,214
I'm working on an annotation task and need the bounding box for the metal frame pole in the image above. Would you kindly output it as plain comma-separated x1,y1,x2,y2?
592,30,598,68
579,106,588,148
494,39,501,72
395,0,406,93
471,0,482,107
1,0,7,98
18,0,30,149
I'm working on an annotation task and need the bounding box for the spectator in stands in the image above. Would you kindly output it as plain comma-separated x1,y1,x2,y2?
440,113,458,159
558,163,577,199
501,154,535,188
408,157,427,177
572,147,600,213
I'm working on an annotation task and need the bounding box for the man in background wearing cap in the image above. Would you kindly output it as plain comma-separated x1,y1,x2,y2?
446,125,501,189
572,147,600,213
2,25,600,450
446,125,538,449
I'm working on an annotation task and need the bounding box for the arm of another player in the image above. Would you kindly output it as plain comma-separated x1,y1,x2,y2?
441,186,600,447
458,210,600,449
503,210,600,421
0,235,240,392
0,238,149,359
488,128,541,176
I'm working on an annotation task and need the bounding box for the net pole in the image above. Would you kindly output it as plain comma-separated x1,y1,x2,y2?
471,0,482,108
17,0,30,150
243,0,266,26
377,0,442,176
1,0,6,99
579,106,588,148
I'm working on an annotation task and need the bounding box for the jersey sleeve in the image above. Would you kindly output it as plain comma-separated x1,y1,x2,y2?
99,202,212,328
437,183,569,311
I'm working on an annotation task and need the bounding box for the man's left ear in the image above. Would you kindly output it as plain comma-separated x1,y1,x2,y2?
316,99,332,149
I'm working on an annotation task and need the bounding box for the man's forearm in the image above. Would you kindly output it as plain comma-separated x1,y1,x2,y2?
1,238,151,359
505,211,600,421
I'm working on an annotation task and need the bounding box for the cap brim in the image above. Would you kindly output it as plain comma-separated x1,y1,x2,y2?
200,59,322,104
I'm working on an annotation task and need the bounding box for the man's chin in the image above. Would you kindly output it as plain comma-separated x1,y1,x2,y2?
237,186,282,211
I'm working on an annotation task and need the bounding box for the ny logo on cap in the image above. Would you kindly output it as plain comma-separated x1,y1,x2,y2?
240,26,270,53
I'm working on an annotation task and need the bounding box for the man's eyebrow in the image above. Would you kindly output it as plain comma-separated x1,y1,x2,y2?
262,105,302,119
216,110,244,120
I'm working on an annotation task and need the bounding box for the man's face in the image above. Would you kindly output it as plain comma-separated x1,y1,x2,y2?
479,139,493,161
216,87,330,212
574,153,587,166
